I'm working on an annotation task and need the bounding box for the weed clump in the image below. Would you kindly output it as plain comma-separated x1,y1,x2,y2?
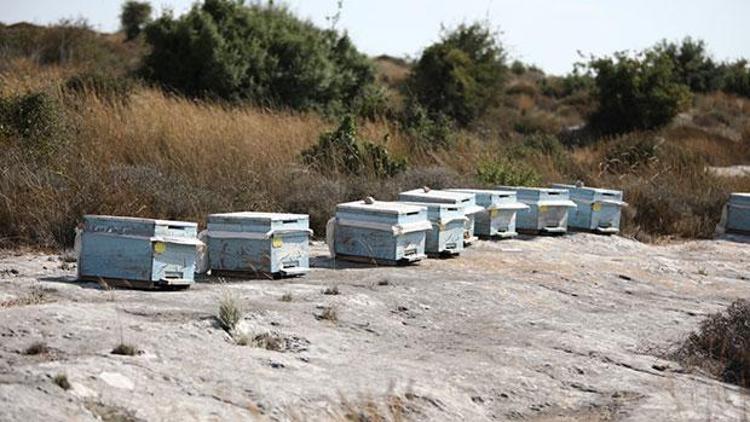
316,306,338,323
280,292,293,302
322,286,340,296
217,290,242,333
52,373,71,390
111,343,139,356
24,342,49,355
674,299,750,388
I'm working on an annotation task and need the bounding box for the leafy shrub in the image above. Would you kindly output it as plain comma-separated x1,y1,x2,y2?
588,51,692,134
302,116,405,178
653,37,723,93
674,299,750,388
476,157,540,187
407,22,507,126
64,72,135,105
721,60,750,98
120,1,152,41
601,134,662,174
400,99,454,149
0,91,67,156
142,0,376,111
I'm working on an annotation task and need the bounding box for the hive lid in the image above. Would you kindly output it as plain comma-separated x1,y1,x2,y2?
448,188,517,196
398,201,465,210
84,215,197,227
399,188,475,203
551,183,622,195
337,200,426,215
208,212,308,221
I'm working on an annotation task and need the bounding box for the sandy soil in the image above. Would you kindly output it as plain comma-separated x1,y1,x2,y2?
0,233,748,421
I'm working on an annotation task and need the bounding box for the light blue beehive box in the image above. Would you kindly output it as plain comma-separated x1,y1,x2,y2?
329,199,432,265
399,201,466,257
498,186,577,234
726,193,750,234
78,215,200,289
448,189,528,238
398,188,484,245
552,184,627,234
206,212,311,278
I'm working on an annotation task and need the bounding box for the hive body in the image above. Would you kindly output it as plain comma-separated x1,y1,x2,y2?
331,201,431,265
78,215,199,288
498,187,577,234
726,193,750,234
207,212,311,277
552,184,627,234
398,189,483,245
400,202,466,256
448,189,528,238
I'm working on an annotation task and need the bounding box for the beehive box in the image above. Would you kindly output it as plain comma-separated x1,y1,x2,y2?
552,184,627,234
726,193,750,234
206,212,311,278
78,215,200,289
498,186,577,234
329,200,431,265
448,189,528,238
399,201,466,257
398,188,484,245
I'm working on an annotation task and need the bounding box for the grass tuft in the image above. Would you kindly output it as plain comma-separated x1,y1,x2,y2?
111,343,138,356
24,341,49,355
52,373,71,390
217,290,242,333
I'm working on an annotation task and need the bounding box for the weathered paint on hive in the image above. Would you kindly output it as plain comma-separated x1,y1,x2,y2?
497,187,577,234
399,201,465,256
330,200,431,264
398,189,483,244
552,184,627,234
726,193,750,234
448,189,528,238
206,212,311,276
78,215,199,287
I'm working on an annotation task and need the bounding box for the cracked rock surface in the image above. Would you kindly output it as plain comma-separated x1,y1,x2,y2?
0,233,748,420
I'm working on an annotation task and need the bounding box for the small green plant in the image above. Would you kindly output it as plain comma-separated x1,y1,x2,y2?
302,115,405,177
217,290,242,333
64,72,135,105
476,158,540,187
322,286,340,296
24,341,49,355
279,292,293,302
400,99,454,150
111,343,138,356
0,91,67,157
53,373,71,390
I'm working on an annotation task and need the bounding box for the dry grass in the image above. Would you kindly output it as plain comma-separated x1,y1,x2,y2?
111,343,139,356
52,373,71,390
23,341,49,355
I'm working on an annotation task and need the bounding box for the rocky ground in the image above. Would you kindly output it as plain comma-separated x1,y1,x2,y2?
0,233,749,421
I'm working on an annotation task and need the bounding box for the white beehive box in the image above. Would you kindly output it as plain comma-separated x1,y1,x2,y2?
78,215,201,289
328,199,431,265
448,189,528,238
398,188,484,245
726,193,750,235
552,184,627,234
399,201,466,256
206,212,311,278
498,186,577,234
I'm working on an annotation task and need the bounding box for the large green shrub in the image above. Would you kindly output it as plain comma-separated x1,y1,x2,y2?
588,51,692,135
120,1,153,41
0,91,67,156
400,99,454,150
406,22,507,127
141,0,376,111
721,60,750,98
653,38,723,93
301,116,405,178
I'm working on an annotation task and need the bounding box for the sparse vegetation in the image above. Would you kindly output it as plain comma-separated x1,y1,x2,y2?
217,290,242,333
280,292,293,302
674,299,750,388
0,285,49,308
23,341,49,355
52,373,71,390
316,306,338,323
111,343,139,356
322,286,340,296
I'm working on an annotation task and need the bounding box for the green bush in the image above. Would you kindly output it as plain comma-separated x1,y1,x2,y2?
653,38,723,93
476,157,540,187
400,99,454,150
64,72,135,105
0,91,67,156
721,60,750,98
141,0,376,112
406,22,507,126
301,116,405,178
588,51,692,134
120,1,152,41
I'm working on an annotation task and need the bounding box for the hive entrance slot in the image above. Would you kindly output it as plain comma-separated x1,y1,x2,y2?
282,219,297,224
406,212,419,216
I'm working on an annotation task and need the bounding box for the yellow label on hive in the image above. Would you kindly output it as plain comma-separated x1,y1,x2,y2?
153,242,167,254
592,203,602,211
539,205,549,213
490,209,498,218
272,236,283,248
